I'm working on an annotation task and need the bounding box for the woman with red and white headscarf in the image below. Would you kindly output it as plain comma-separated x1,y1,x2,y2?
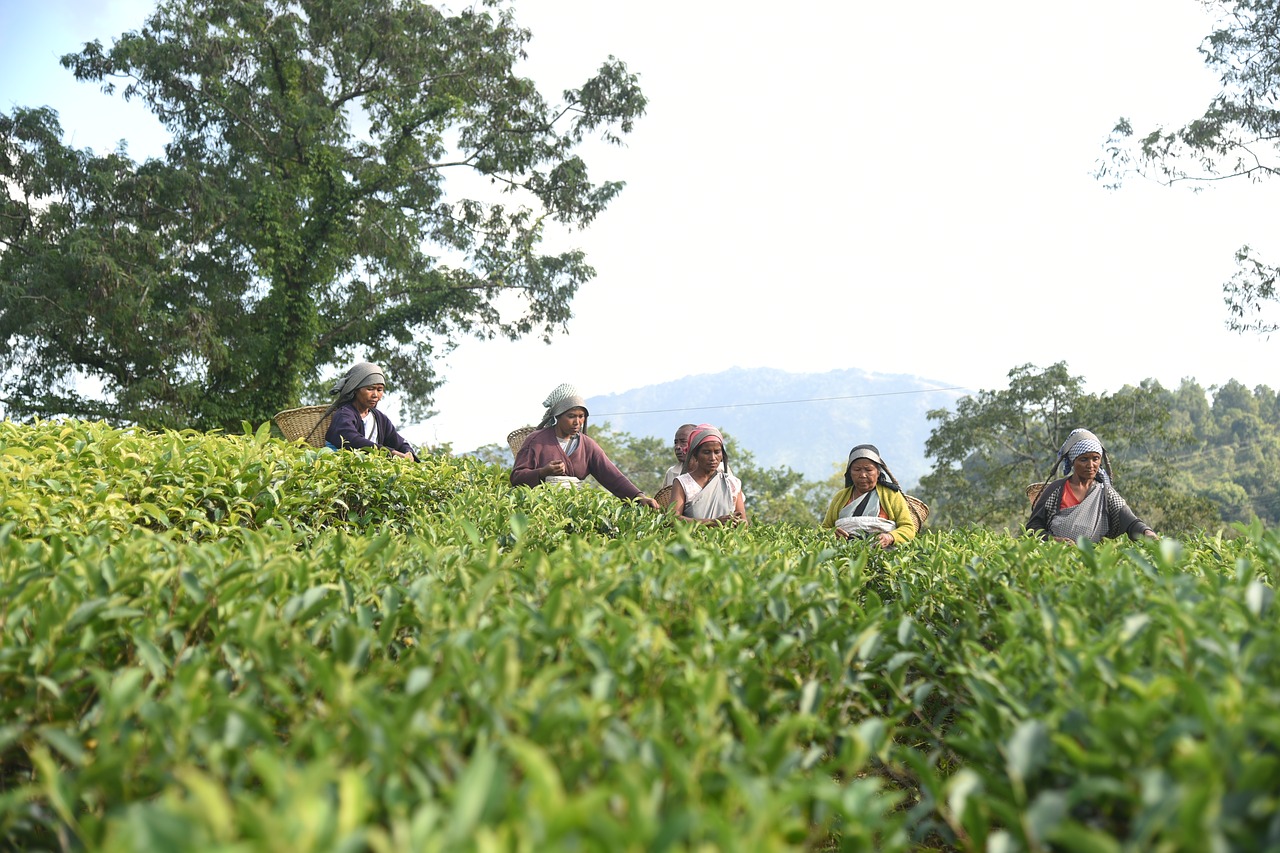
670,424,747,527
1027,428,1157,543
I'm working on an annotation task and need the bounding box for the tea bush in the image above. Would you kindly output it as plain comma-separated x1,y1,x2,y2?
1,420,1277,850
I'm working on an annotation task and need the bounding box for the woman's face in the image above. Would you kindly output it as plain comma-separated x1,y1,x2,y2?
673,427,693,463
354,384,385,413
848,459,880,495
691,439,723,472
1071,451,1102,483
556,407,587,438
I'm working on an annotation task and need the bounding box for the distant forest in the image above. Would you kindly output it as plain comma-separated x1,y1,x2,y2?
1147,378,1280,526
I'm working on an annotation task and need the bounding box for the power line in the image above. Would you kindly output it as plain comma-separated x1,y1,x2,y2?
592,385,972,418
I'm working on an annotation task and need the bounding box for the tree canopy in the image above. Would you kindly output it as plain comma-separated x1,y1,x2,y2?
0,0,645,429
1099,0,1280,334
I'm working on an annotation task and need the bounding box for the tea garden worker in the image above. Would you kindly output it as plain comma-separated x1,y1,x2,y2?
324,361,419,460
669,424,748,527
510,384,660,509
821,444,916,549
1027,428,1157,543
661,423,698,489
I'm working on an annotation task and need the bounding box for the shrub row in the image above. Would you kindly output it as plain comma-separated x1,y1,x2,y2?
1,420,1277,850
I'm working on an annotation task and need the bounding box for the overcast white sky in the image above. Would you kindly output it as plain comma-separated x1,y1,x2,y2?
3,1,1277,451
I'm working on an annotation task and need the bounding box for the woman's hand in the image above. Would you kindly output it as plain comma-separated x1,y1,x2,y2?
539,460,567,478
833,527,851,539
636,496,659,509
876,532,894,550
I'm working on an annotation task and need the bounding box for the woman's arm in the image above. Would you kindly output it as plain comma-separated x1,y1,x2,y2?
582,438,651,503
1104,487,1157,539
375,411,418,460
326,405,379,451
1026,482,1057,541
821,488,850,530
822,488,853,538
669,479,687,517
511,433,554,487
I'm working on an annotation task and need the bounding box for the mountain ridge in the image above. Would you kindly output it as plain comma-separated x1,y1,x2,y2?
584,366,966,487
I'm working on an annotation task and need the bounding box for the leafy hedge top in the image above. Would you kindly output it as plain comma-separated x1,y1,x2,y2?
2,419,1278,851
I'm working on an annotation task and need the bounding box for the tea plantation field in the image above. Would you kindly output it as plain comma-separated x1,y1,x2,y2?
2,420,1278,851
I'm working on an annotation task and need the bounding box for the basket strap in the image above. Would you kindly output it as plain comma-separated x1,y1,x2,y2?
305,403,338,443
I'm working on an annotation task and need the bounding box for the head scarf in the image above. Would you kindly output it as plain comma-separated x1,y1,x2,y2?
537,383,589,429
683,424,729,473
844,443,900,491
331,362,387,403
1058,428,1110,485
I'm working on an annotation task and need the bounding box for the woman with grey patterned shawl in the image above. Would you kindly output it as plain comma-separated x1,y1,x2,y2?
1027,428,1157,543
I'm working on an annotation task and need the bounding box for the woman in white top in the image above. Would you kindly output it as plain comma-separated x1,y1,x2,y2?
669,424,747,527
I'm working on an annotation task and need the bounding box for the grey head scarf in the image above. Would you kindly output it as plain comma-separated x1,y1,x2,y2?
844,444,900,491
331,362,387,403
537,383,589,429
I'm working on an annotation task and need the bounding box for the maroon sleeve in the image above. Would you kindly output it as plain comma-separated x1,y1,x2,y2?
510,429,551,487
582,436,643,499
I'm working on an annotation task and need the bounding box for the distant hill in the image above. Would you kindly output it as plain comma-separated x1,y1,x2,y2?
585,367,966,487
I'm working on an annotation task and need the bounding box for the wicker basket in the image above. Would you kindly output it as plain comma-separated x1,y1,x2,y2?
273,405,333,448
1026,482,1047,506
654,484,674,509
507,425,537,456
904,494,930,531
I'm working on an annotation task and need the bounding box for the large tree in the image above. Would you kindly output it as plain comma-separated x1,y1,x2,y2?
1098,0,1280,334
0,0,645,429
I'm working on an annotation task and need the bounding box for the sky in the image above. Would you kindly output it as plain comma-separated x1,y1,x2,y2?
3,0,1278,452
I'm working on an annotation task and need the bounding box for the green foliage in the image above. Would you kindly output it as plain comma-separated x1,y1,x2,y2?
1098,1,1280,334
0,0,646,430
3,419,1278,849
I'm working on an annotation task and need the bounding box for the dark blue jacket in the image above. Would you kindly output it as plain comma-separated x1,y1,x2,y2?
325,402,417,459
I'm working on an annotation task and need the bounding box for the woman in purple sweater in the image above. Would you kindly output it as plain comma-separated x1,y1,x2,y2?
324,362,418,460
510,384,658,508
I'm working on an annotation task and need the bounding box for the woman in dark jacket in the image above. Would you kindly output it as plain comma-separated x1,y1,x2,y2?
1027,428,1156,543
324,362,418,460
